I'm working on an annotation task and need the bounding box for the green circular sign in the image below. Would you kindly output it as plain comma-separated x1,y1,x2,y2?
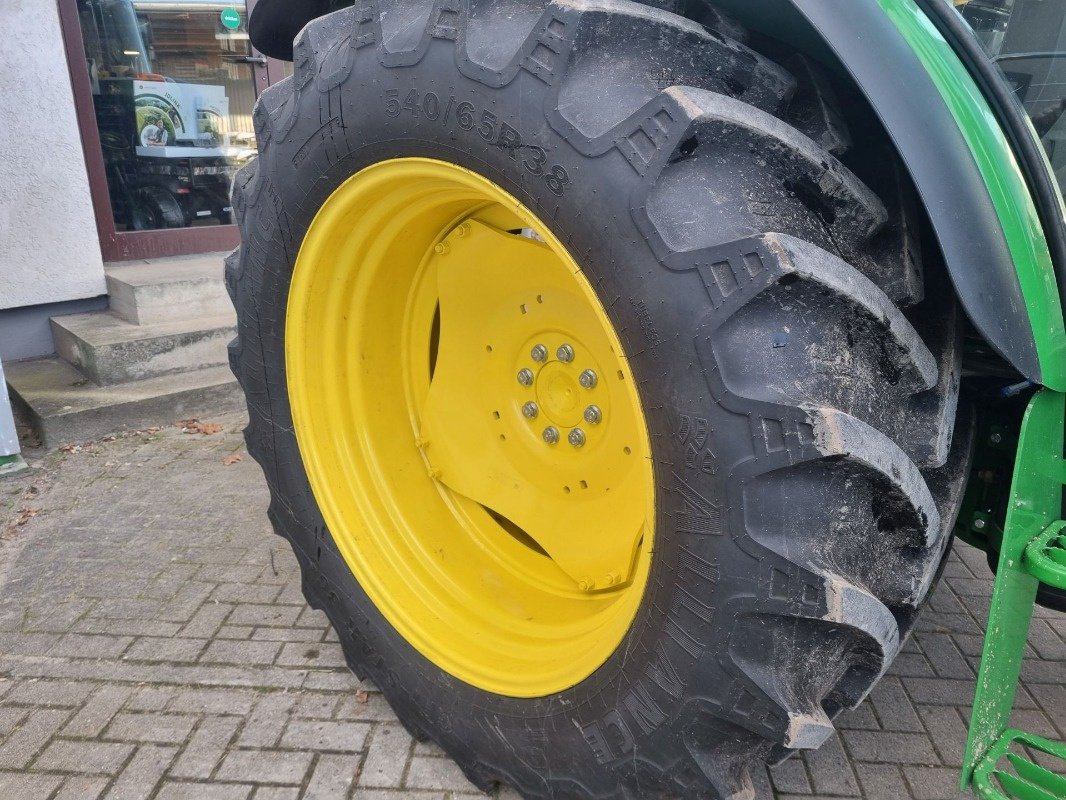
220,8,241,30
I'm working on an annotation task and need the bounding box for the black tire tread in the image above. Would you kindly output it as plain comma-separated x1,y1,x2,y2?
227,2,968,797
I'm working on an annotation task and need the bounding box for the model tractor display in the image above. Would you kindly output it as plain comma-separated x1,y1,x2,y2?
227,0,1066,797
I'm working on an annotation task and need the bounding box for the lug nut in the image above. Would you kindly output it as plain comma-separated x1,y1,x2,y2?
517,368,534,386
584,405,602,425
568,428,586,448
579,369,598,389
543,426,560,445
557,344,575,363
522,401,539,419
973,518,987,531
531,344,548,362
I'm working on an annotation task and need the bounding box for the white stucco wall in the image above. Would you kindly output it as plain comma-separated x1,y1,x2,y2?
0,0,106,311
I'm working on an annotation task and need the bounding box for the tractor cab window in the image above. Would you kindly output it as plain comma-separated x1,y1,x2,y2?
955,0,1066,194
77,0,258,231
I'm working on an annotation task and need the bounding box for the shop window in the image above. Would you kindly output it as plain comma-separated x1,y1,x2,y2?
77,0,258,231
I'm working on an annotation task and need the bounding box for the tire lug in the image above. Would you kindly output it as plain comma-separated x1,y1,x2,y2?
568,428,586,448
543,426,559,445
517,368,534,386
530,344,548,362
522,401,539,419
556,344,575,363
583,405,602,425
579,369,597,389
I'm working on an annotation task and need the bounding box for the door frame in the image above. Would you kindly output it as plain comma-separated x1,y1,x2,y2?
58,0,272,261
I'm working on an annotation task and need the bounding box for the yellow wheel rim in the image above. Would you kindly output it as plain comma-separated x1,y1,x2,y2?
286,158,654,697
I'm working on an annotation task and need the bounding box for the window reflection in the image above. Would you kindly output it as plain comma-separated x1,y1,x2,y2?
78,0,257,231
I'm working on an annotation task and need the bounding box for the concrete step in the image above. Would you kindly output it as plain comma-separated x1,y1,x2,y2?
5,358,243,448
51,310,236,386
105,253,231,325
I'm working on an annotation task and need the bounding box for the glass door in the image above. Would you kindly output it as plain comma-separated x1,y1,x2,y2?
64,0,274,258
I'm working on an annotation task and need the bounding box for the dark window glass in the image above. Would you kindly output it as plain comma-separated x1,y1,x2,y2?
956,0,1066,192
77,0,258,231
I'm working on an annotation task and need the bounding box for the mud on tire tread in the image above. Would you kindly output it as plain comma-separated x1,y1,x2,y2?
227,2,970,797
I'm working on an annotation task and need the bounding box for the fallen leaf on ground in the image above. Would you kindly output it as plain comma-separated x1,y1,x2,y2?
15,507,40,526
222,454,242,466
355,690,369,704
178,419,224,435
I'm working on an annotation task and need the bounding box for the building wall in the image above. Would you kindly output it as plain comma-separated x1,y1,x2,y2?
0,0,106,312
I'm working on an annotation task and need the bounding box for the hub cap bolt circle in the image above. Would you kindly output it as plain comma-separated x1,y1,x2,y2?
557,344,575,363
517,368,534,386
568,428,586,448
543,426,560,445
584,405,602,425
522,401,539,419
579,369,598,389
531,344,548,362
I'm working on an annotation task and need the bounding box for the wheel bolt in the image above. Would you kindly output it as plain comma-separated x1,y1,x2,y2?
568,428,586,448
517,368,534,386
543,426,560,445
584,405,602,425
579,369,598,389
531,344,548,362
522,401,539,419
557,344,575,363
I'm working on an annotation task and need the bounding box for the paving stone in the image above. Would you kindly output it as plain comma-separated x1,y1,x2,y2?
105,712,197,744
276,641,347,668
251,789,300,800
281,719,371,752
216,749,313,785
304,753,360,798
358,724,411,788
227,605,302,629
47,633,133,659
768,757,811,794
854,763,909,800
63,685,134,738
917,705,968,768
124,636,208,663
200,640,282,666
34,739,134,775
236,693,297,749
0,771,64,800
0,708,71,769
168,716,242,779
104,743,178,800
56,775,110,800
903,766,970,800
156,783,252,800
5,679,95,708
869,677,922,732
839,731,939,765
405,756,479,792
803,735,859,796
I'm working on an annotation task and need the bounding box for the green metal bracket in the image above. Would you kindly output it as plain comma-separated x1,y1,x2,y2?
962,389,1066,798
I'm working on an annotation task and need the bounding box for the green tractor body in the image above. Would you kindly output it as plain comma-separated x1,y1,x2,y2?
234,1,1066,797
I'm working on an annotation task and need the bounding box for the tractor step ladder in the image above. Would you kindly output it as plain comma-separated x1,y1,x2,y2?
962,389,1066,799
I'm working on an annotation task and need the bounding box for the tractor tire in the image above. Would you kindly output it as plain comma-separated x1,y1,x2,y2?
227,2,971,797
134,185,185,229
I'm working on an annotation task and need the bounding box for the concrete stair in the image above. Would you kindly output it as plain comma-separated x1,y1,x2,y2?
6,253,244,446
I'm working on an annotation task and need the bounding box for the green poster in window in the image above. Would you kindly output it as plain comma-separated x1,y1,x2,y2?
220,8,241,30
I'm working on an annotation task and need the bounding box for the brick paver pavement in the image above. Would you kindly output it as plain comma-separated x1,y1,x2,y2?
0,411,1062,799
